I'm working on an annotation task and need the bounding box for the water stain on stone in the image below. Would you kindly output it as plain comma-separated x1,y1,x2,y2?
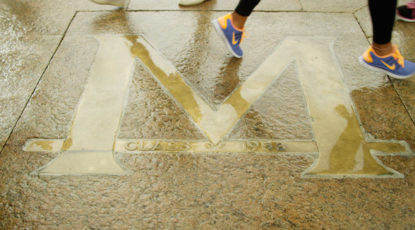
61,137,72,151
125,35,203,123
33,140,53,151
225,88,250,118
312,105,391,175
214,58,242,104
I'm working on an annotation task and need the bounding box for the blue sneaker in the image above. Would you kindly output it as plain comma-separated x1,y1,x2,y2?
212,13,245,58
359,46,415,79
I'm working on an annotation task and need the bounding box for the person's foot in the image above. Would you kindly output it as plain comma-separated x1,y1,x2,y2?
359,46,415,79
397,1,415,22
178,0,207,6
89,0,125,7
211,13,245,58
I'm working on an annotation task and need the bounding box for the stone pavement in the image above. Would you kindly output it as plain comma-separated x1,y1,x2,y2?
1,0,415,228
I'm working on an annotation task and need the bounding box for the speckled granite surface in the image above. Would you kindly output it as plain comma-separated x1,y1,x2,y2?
1,144,415,228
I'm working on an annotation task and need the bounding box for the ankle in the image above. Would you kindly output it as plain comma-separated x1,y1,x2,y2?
231,12,247,30
372,42,394,56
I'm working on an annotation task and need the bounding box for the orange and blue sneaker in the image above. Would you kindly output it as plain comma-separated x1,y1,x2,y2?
212,14,245,58
359,46,415,79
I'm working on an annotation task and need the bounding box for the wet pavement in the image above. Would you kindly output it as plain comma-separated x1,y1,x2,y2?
1,0,415,228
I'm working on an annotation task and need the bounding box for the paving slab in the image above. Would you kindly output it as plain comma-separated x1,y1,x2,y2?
0,2,62,150
0,35,60,151
0,0,123,35
0,0,128,150
1,4,415,229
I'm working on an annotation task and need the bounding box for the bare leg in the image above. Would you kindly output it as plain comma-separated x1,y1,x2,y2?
231,12,248,30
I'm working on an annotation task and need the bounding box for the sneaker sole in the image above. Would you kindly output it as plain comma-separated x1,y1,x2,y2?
178,0,207,6
90,0,124,7
211,20,242,58
396,12,415,22
397,15,415,22
358,56,414,79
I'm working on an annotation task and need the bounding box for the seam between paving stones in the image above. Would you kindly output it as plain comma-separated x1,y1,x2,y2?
353,4,368,15
391,80,415,126
125,0,132,10
0,11,79,155
353,9,370,40
297,0,304,11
